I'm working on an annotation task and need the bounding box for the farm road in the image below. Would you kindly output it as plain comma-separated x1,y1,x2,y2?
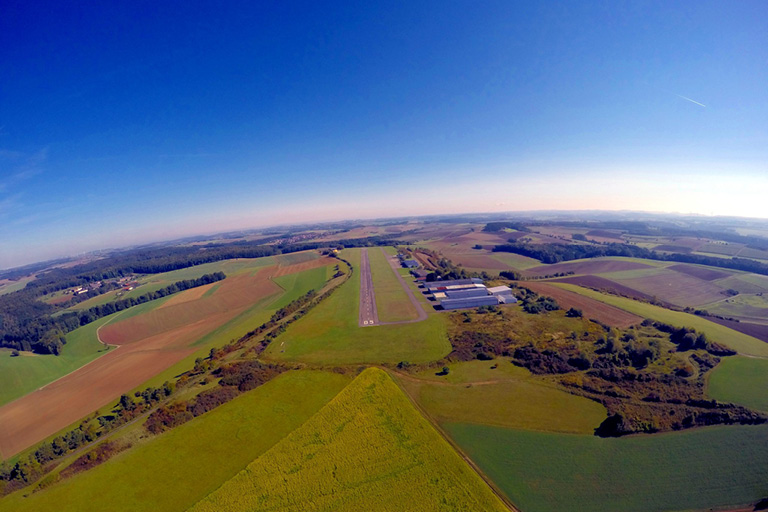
359,248,379,326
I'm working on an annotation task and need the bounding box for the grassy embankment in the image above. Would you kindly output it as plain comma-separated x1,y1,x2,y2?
395,360,606,434
367,247,419,323
263,248,450,365
549,283,768,357
189,368,509,512
707,356,768,412
446,423,768,512
0,371,351,512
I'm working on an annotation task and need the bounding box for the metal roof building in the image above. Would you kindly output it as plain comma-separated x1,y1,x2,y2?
440,295,500,310
402,259,419,268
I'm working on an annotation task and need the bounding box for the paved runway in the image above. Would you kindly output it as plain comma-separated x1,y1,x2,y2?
358,248,379,326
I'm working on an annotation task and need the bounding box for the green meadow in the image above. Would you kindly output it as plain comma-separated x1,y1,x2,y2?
708,356,768,412
396,360,606,434
368,247,418,322
446,423,768,512
552,283,768,357
263,249,450,365
189,368,509,512
0,371,351,512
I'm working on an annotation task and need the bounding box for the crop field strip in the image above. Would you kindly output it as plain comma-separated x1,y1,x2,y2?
0,257,333,458
263,248,450,365
367,247,425,324
445,423,768,512
521,281,642,328
189,368,510,512
549,283,768,357
0,371,352,512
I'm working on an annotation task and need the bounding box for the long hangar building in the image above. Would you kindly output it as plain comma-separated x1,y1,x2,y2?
424,278,517,310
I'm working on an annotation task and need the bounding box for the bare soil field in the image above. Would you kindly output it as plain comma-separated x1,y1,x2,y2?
653,244,693,253
523,282,643,328
707,318,768,344
586,229,624,240
668,264,732,281
551,275,667,305
0,261,334,458
524,259,655,278
620,271,726,307
157,282,218,310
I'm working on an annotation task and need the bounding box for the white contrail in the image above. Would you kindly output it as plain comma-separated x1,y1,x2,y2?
676,94,707,108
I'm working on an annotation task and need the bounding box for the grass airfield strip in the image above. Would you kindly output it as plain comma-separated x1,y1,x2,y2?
368,247,418,323
446,423,768,512
189,368,509,512
264,248,450,365
550,283,768,357
0,371,352,512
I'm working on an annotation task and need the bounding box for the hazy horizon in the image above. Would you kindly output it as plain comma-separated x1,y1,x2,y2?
2,1,766,269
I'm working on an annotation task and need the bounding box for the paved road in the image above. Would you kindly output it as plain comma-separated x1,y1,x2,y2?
359,248,379,326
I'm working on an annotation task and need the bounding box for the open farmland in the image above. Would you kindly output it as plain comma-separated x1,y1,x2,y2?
707,356,768,412
189,368,510,512
618,269,727,307
395,360,606,434
522,281,643,328
549,283,768,357
0,371,351,512
263,248,450,365
523,258,658,278
668,263,733,281
552,275,668,304
446,423,768,512
0,256,335,458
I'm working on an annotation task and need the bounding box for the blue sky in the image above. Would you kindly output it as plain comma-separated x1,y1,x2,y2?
1,1,766,268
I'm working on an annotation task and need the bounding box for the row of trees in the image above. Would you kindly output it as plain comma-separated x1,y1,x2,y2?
492,241,768,276
0,273,225,355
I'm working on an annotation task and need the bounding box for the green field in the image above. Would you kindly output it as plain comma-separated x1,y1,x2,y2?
396,360,606,434
368,248,418,322
552,283,768,357
270,264,331,310
446,423,768,512
189,368,509,512
0,294,172,407
708,356,768,412
489,252,544,271
0,371,351,512
0,276,34,297
263,249,450,365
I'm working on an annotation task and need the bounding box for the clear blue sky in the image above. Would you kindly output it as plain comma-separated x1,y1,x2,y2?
1,1,766,268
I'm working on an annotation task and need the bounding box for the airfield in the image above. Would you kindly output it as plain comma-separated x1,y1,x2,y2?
1,222,767,512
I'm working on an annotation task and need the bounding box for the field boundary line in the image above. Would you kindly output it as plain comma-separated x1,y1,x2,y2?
387,368,521,512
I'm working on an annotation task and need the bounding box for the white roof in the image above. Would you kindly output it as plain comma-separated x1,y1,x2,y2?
487,285,513,295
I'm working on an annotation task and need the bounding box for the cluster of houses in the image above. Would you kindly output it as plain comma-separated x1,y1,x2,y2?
423,278,517,310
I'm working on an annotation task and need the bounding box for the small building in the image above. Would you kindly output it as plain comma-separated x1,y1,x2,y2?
402,259,419,269
440,295,500,310
411,269,428,281
487,285,517,304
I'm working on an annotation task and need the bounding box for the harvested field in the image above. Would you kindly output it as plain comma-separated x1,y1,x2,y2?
653,244,693,253
698,242,742,256
706,318,768,343
524,259,655,278
275,251,319,266
620,271,727,307
552,275,666,304
668,264,732,281
270,256,335,277
157,282,218,309
586,229,624,240
523,282,643,328
0,264,290,458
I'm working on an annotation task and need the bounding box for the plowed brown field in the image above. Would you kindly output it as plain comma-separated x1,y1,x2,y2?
524,259,654,278
0,264,293,458
523,282,643,328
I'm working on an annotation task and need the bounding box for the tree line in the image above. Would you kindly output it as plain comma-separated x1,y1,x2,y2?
0,272,225,355
492,241,768,276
